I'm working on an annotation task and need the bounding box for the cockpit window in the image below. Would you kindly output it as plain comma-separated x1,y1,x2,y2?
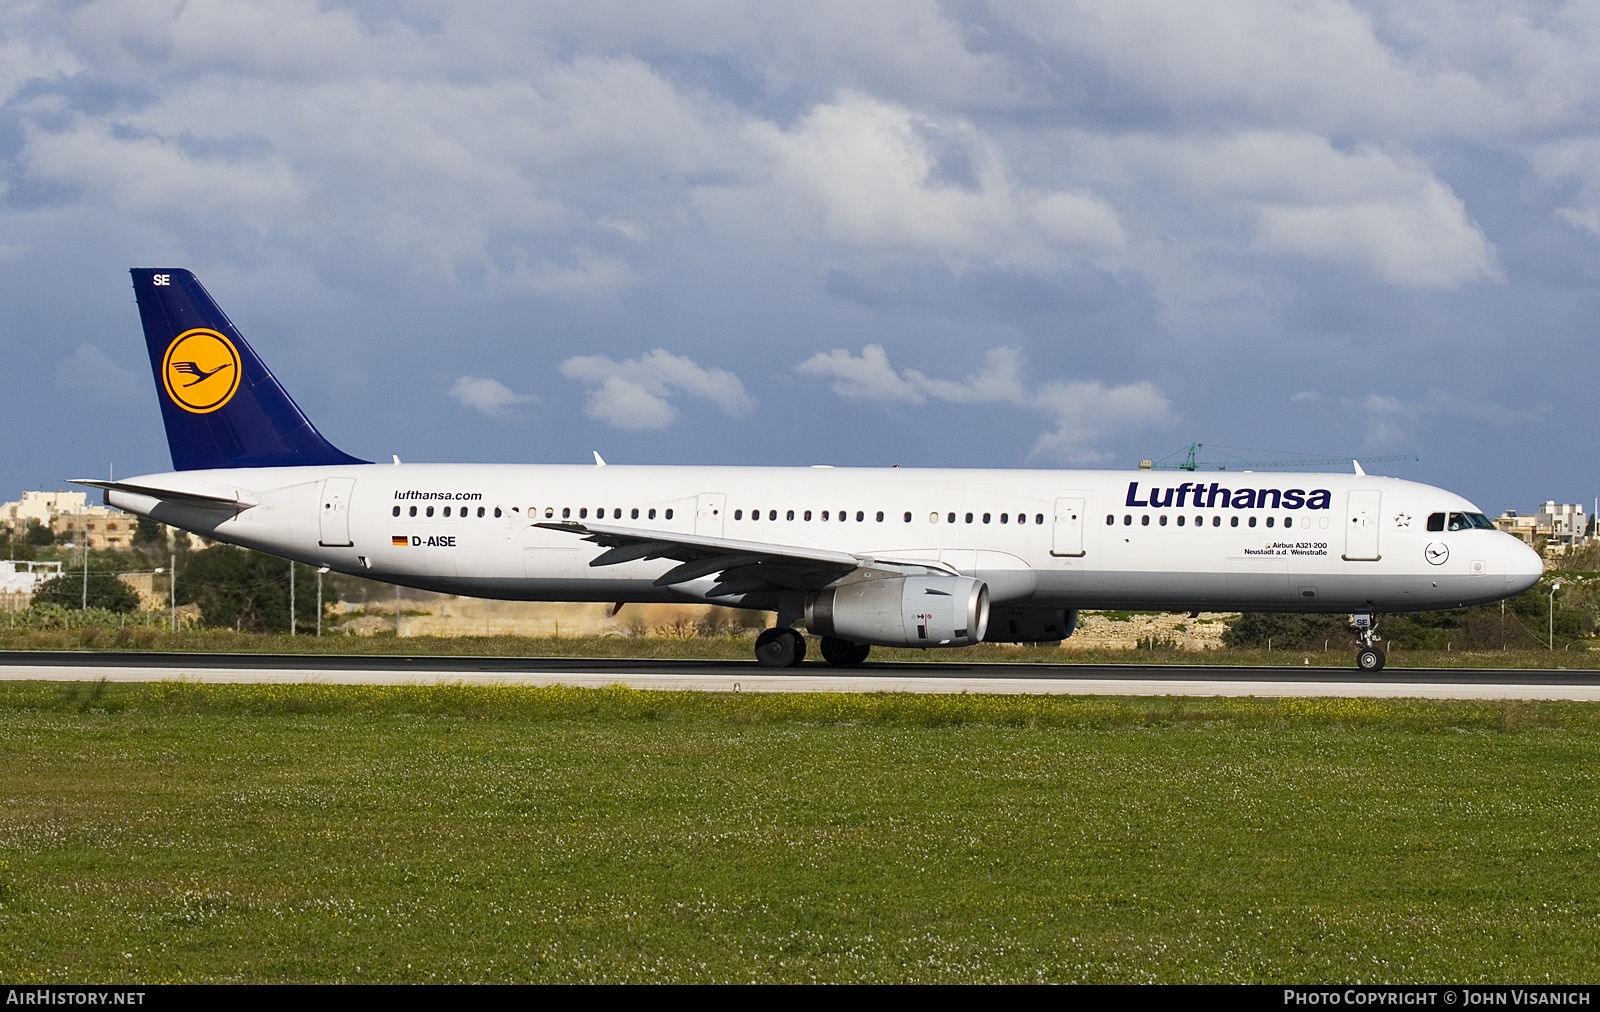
1427,512,1445,532
1448,512,1495,531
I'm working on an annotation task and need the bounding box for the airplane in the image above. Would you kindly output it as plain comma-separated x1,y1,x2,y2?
74,268,1545,672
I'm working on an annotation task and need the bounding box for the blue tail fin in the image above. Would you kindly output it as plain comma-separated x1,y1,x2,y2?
131,268,369,471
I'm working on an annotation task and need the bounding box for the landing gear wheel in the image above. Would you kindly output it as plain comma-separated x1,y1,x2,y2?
755,628,806,668
1356,647,1386,672
820,636,872,667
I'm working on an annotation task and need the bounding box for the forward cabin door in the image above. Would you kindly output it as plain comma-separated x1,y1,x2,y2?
1050,496,1087,557
318,477,356,547
1343,490,1382,561
695,493,726,538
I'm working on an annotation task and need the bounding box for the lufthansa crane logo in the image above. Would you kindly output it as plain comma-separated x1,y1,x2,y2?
162,329,241,413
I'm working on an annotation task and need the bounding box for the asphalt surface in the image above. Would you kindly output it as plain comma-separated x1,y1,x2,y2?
3,650,1599,700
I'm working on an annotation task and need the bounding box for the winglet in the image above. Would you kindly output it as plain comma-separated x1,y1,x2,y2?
1353,459,1366,476
593,451,607,467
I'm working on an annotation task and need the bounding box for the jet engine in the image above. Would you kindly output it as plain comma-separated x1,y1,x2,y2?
983,607,1078,643
805,574,989,648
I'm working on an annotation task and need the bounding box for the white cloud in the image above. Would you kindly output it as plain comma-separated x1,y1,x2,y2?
449,376,537,419
1090,131,1500,289
559,349,755,430
752,93,1125,268
1294,387,1542,447
796,345,1170,463
57,344,142,400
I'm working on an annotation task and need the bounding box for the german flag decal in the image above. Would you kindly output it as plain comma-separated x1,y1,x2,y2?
392,535,408,546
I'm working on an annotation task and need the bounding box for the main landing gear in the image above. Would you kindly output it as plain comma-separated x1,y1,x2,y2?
755,627,805,667
1354,612,1385,672
754,629,872,668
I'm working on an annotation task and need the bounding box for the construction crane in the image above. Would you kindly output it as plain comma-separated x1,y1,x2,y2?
1139,443,1420,472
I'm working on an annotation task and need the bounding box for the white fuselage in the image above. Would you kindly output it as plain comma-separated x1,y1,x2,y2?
106,462,1545,616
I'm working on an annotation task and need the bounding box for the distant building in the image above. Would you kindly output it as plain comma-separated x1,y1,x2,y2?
49,510,136,550
1538,502,1587,545
2,490,87,531
1493,509,1542,543
0,560,64,611
3,490,146,550
1494,502,1590,557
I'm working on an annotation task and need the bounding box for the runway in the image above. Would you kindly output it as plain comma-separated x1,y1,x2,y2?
3,651,1600,700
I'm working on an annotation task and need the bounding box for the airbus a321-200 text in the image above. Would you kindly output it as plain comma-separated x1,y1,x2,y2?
76,269,1545,671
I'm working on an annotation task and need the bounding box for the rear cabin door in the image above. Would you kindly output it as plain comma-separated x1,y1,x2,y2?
695,493,726,538
1343,489,1382,561
318,477,356,547
1050,496,1086,557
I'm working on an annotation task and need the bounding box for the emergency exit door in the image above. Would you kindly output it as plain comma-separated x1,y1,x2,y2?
1343,489,1382,561
1051,496,1086,557
318,478,356,547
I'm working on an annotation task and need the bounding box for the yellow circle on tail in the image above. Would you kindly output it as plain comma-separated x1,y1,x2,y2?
162,329,241,413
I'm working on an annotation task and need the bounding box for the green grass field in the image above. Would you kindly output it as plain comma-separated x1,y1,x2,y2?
2,681,1598,983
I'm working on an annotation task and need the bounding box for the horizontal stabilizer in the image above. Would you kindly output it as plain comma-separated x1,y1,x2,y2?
70,478,258,509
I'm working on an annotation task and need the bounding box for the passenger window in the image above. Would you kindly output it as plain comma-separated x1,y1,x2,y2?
649,508,656,520
822,511,830,521
1248,516,1256,527
443,506,452,517
1001,513,1009,524
1230,516,1237,527
1266,517,1275,528
1159,515,1168,526
982,513,990,524
1106,514,1115,525
409,506,417,517
579,508,587,519
665,509,674,519
1427,512,1445,532
1141,515,1150,526
904,512,912,523
631,508,639,519
805,510,813,521
948,513,956,524
1212,516,1220,527
426,506,434,517
545,508,553,518
770,510,778,521
1017,513,1026,525
614,508,622,519
392,506,400,517
1177,515,1185,527
1035,514,1044,525
787,510,795,521
734,510,742,520
965,513,974,524
1124,515,1132,525
876,511,884,522
856,511,864,522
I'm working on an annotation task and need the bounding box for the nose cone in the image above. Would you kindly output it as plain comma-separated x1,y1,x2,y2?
1505,536,1545,595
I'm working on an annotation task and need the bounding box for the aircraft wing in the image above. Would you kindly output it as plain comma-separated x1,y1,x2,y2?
534,520,949,594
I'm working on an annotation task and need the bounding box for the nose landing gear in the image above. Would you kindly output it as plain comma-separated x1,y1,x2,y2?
1354,612,1385,671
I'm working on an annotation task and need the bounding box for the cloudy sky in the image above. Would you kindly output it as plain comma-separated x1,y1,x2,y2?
4,0,1597,514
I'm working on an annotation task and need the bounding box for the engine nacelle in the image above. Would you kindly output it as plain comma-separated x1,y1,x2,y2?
983,607,1078,643
806,575,989,648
